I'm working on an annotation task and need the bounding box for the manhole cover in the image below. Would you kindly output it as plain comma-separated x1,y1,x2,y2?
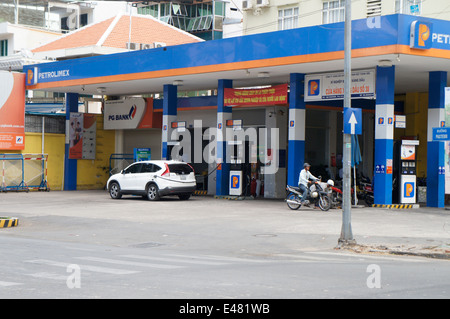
130,242,163,248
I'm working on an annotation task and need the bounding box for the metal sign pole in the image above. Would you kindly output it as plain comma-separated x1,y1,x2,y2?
339,0,356,246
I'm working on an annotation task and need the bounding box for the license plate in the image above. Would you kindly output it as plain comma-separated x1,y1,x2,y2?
180,175,186,180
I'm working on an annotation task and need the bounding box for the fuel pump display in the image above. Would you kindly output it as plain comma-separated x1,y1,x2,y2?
393,140,419,204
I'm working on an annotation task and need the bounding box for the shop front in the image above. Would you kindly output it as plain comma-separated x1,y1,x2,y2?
23,14,450,206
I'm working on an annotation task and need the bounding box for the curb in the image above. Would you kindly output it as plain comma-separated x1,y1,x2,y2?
371,204,420,209
214,195,243,200
193,190,208,196
0,217,19,228
339,244,450,260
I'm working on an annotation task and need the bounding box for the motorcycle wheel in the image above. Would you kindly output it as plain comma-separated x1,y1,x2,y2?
364,195,374,207
318,195,331,211
286,193,301,210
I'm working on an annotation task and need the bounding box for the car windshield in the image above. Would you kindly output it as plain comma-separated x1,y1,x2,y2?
168,164,193,175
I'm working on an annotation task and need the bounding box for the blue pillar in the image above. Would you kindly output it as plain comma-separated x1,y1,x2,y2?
161,84,177,160
374,66,395,205
216,79,232,196
427,71,447,207
64,93,78,190
287,73,305,186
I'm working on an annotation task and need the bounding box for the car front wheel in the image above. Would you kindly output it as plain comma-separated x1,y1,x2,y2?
146,184,160,201
109,182,122,199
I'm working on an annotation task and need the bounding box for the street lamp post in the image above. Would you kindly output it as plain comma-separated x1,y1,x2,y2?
339,0,356,246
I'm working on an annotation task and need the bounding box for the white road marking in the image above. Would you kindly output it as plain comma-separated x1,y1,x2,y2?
121,254,230,266
0,281,22,287
75,256,184,269
25,259,140,275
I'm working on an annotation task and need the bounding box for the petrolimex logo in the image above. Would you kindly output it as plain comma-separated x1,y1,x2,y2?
26,67,38,86
410,21,433,49
308,80,320,96
231,174,240,189
404,182,415,198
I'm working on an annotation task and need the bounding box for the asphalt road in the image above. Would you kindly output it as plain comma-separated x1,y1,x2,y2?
0,191,449,300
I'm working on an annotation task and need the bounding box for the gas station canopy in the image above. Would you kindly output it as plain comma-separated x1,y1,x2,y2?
24,14,450,97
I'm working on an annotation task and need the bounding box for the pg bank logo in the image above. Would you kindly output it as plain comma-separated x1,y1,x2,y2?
404,182,415,198
410,21,433,49
308,80,320,96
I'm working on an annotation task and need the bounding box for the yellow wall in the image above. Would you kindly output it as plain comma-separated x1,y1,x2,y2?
394,92,428,178
76,114,116,190
2,114,115,191
1,132,65,190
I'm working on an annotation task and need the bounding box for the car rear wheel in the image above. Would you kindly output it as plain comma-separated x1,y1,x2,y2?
146,184,160,201
109,182,122,199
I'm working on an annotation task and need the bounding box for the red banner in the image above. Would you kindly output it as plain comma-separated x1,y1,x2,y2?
224,84,288,107
0,72,25,150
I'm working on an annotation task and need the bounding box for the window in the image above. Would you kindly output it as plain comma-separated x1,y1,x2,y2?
124,163,142,174
278,7,299,31
367,0,382,17
141,163,160,173
0,39,8,57
395,0,422,15
323,0,345,24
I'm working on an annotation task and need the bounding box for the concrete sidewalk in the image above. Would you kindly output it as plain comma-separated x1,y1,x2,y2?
0,190,449,260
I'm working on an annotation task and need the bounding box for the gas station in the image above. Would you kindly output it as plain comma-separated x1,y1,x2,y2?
22,14,450,207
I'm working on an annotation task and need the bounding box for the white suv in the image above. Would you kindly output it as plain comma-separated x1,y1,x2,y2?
107,160,196,201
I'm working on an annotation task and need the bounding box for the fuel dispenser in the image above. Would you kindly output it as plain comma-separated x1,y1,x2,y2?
228,140,251,196
393,140,419,204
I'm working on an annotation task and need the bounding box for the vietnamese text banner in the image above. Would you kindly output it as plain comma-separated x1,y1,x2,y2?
0,72,25,150
224,84,288,107
305,69,376,102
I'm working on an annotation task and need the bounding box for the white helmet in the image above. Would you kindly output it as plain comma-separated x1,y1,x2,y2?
327,179,334,186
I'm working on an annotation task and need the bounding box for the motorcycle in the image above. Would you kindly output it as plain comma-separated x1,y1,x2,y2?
359,176,374,206
286,180,331,211
327,182,356,208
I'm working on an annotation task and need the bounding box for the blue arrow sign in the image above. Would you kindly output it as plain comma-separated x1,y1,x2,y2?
432,127,450,141
344,108,362,135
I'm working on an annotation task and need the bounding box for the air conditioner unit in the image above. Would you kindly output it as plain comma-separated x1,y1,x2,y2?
255,0,269,8
152,42,166,48
242,0,253,10
140,43,153,50
126,42,140,50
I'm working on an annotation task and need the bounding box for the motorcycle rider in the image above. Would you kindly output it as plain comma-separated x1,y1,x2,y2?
298,162,319,205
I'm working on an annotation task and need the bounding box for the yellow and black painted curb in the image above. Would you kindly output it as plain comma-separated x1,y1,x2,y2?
0,217,19,228
193,190,208,196
371,204,419,209
214,195,244,200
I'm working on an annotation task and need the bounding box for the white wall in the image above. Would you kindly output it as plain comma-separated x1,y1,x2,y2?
243,0,450,36
0,22,61,54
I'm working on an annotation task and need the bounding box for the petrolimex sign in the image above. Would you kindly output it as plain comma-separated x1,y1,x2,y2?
410,21,433,49
304,69,376,102
26,66,71,86
410,20,450,50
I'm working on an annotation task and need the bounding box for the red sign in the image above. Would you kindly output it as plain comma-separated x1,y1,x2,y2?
0,72,25,150
224,84,288,107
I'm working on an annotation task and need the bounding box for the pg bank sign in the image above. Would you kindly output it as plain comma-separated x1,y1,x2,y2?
410,20,450,50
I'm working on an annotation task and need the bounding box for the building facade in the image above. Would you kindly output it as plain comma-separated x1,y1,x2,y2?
243,0,450,35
